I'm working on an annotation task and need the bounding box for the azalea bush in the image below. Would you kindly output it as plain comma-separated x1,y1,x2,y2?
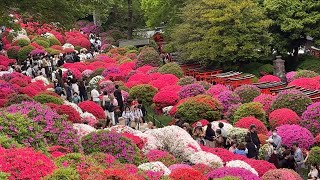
218,90,241,113
196,81,212,90
45,167,79,180
294,70,318,79
253,94,275,114
258,75,281,82
78,101,106,119
7,46,20,59
153,90,179,111
170,168,206,180
286,71,296,82
47,103,82,123
99,80,115,94
207,84,228,97
178,76,196,86
129,84,158,105
0,134,23,149
179,83,206,99
136,47,161,68
176,95,222,123
301,102,320,135
234,85,261,103
289,78,319,90
244,159,276,177
235,117,268,134
227,128,248,144
306,146,320,165
4,94,33,107
271,89,312,115
158,62,184,78
268,108,300,128
233,102,266,124
146,150,177,167
262,169,302,180
17,45,35,62
206,167,260,180
150,74,179,89
34,93,64,105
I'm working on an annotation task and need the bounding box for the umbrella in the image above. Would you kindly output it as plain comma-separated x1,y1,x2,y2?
192,119,209,128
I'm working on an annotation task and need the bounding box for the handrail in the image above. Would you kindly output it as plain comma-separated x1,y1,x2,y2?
147,114,165,128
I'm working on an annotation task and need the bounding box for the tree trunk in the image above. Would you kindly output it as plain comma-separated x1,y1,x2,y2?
127,0,133,39
93,10,102,28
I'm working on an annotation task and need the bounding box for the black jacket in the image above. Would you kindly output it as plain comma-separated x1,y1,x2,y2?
247,131,261,149
246,142,258,158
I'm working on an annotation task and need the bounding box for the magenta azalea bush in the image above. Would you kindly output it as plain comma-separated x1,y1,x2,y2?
301,102,320,135
286,71,296,82
253,94,275,114
207,84,228,98
179,83,206,99
234,85,261,103
206,167,260,180
218,90,241,113
275,124,315,149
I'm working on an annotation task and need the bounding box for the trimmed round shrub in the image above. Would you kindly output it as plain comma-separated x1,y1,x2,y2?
306,146,320,165
258,75,281,83
45,48,60,55
17,45,35,62
146,150,177,167
262,169,302,180
158,62,184,78
129,84,158,105
234,85,261,103
207,84,228,98
253,94,275,114
47,104,82,123
0,112,46,150
271,89,312,115
179,83,206,99
81,130,143,164
15,38,30,47
235,117,268,134
136,47,161,68
207,167,260,180
286,71,296,82
275,124,314,149
289,78,319,90
176,95,222,123
301,102,320,135
0,148,56,180
269,108,300,128
45,167,79,180
153,91,179,110
225,103,241,122
48,37,61,46
34,93,64,105
4,94,34,107
170,168,206,180
196,81,212,90
294,70,319,79
7,46,20,59
78,101,106,119
178,76,196,86
0,134,23,149
34,39,50,48
233,102,266,124
217,90,241,113
259,64,273,75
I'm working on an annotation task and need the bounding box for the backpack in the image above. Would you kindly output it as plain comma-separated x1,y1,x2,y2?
105,101,115,112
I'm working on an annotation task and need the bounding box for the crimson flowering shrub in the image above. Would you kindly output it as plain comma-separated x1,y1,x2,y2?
268,108,300,128
170,168,206,180
178,76,196,86
148,72,162,80
207,84,228,98
289,78,319,90
0,82,19,99
262,169,302,180
121,133,145,150
62,68,82,80
275,124,314,149
153,90,179,111
6,101,80,151
128,73,150,84
235,117,268,134
104,168,141,180
301,102,320,135
0,55,16,67
8,77,30,87
253,94,275,114
179,83,206,99
271,89,312,115
0,148,56,180
233,102,266,124
136,65,155,74
234,85,261,103
161,85,182,92
46,103,82,123
218,90,241,113
244,159,276,177
206,167,260,180
192,163,214,175
258,75,281,82
146,150,177,167
20,86,40,97
81,130,143,164
176,95,223,123
201,147,246,163
79,101,106,119
316,134,320,146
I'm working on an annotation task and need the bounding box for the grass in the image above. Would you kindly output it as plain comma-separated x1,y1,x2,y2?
145,106,173,127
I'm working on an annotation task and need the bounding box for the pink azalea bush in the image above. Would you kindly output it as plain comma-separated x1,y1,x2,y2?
179,83,206,99
217,90,241,113
207,84,228,98
258,75,281,82
301,102,320,135
253,94,275,114
289,78,319,90
206,167,260,180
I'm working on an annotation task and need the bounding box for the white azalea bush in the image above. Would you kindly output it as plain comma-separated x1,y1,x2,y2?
138,161,171,176
89,75,104,87
226,160,259,176
73,123,96,138
32,76,50,86
189,151,223,168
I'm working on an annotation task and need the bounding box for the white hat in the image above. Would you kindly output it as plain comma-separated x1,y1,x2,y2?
196,122,202,127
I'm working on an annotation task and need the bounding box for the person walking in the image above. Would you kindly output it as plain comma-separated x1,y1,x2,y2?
247,124,261,159
293,142,306,176
79,80,88,101
91,86,100,104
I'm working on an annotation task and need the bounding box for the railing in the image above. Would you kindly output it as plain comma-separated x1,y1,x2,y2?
147,114,165,128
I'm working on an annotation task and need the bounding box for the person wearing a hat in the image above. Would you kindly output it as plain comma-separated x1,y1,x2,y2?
193,122,205,145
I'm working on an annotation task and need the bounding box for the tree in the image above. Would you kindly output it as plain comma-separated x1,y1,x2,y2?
263,0,320,63
171,0,272,67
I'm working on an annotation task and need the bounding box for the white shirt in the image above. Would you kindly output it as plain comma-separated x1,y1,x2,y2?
91,89,100,102
133,109,143,118
71,83,79,94
122,111,134,120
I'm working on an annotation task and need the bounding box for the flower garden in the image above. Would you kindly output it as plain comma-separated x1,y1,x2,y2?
0,20,320,180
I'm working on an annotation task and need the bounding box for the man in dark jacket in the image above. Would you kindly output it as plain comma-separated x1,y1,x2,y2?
247,124,261,158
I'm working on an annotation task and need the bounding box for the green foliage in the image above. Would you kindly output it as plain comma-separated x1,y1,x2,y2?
294,70,319,79
234,85,261,103
163,43,177,53
0,172,9,180
48,37,61,46
136,47,161,68
7,46,20,59
74,46,82,52
176,95,222,123
214,176,241,180
240,62,263,77
45,48,61,55
233,102,266,124
259,64,274,75
45,167,79,180
298,55,320,74
172,0,272,66
158,62,184,78
129,84,158,105
16,39,30,47
178,76,196,86
125,45,137,51
34,93,64,105
54,153,84,168
306,146,320,165
0,134,23,149
4,94,34,107
34,39,50,48
0,113,46,150
227,127,248,144
17,45,35,62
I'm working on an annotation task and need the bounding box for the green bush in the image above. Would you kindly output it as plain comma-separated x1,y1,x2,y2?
233,102,266,124
178,76,196,86
158,62,184,78
4,94,34,107
0,134,23,149
34,39,50,48
16,39,30,47
0,172,9,180
45,167,79,180
125,45,137,51
240,62,263,77
136,47,161,68
298,55,320,73
34,93,64,105
45,48,60,55
32,36,48,42
18,45,35,62
48,37,61,46
74,46,82,52
163,43,176,53
294,70,319,79
259,64,273,75
0,113,46,150
306,146,320,165
7,46,20,59
129,84,158,105
54,153,86,168
176,95,222,123
234,85,261,103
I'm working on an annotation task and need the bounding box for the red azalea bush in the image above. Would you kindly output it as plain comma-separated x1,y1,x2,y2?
136,65,154,74
47,103,82,123
0,148,56,179
201,146,246,163
268,108,300,128
192,164,214,175
289,78,319,90
156,74,179,86
0,55,16,67
258,75,281,83
235,117,268,134
146,150,177,167
253,94,275,114
121,133,145,150
262,169,302,180
20,86,40,97
79,101,106,119
127,73,150,84
153,90,179,110
161,85,182,92
316,134,320,146
103,168,141,180
125,81,144,88
170,168,206,180
207,84,228,98
244,159,276,177
9,77,30,87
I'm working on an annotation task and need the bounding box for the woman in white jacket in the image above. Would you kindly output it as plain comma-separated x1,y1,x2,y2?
122,106,134,127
